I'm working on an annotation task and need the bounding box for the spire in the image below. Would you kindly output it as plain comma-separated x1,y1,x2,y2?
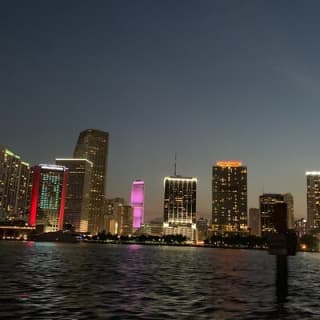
174,152,177,176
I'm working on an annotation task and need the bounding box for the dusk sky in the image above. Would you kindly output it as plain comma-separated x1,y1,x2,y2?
1,0,320,221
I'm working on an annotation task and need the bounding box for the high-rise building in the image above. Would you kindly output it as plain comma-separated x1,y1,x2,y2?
163,175,197,241
0,146,31,220
29,164,68,232
306,171,320,233
104,197,126,234
259,193,284,234
212,161,247,233
248,208,261,236
283,193,294,229
56,158,92,232
73,129,109,234
196,217,209,242
131,180,144,229
118,204,133,236
295,218,307,239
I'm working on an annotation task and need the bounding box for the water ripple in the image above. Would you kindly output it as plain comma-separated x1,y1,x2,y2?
0,242,319,319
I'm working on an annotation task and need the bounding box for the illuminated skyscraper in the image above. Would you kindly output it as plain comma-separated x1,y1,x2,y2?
306,171,320,233
259,193,284,234
163,175,197,241
130,180,144,229
0,146,31,220
29,164,68,232
212,161,247,233
56,158,92,232
73,129,109,234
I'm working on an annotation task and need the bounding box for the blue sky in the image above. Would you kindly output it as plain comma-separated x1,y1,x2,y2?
1,0,320,220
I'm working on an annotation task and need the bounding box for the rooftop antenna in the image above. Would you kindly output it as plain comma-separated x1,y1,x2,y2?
174,152,177,176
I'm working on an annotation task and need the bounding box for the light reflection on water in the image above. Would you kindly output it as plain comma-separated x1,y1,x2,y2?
0,242,320,319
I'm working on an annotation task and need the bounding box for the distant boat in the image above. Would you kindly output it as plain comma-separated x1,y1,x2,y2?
31,230,82,243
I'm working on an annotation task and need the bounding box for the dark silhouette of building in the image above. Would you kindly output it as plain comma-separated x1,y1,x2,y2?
259,194,284,235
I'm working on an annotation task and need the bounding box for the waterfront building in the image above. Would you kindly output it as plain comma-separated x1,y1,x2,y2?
131,180,144,229
283,193,294,229
104,197,126,234
295,218,307,239
248,208,261,236
136,221,163,237
306,171,320,233
73,129,109,234
0,146,31,220
118,204,133,236
29,164,68,232
212,161,247,233
163,175,197,241
196,217,209,242
56,158,92,232
259,193,284,234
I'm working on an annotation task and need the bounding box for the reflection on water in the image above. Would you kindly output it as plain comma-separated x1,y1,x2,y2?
0,242,320,319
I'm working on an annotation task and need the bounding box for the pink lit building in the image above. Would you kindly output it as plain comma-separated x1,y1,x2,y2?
130,180,144,229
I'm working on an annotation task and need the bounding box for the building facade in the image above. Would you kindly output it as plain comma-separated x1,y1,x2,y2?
73,129,109,234
295,218,307,239
131,180,144,229
0,146,31,220
259,193,284,235
29,164,68,232
163,176,197,241
212,161,247,233
283,193,294,229
248,208,261,236
306,171,320,233
56,158,92,232
104,197,126,234
118,205,133,236
196,217,209,242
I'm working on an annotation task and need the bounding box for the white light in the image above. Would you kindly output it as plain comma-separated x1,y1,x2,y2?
164,176,197,182
306,171,320,176
56,158,93,166
39,164,66,171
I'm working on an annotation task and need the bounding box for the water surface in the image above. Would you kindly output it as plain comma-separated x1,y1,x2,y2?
0,242,319,319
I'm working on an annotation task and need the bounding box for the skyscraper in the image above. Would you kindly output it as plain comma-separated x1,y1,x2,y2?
131,180,144,229
73,129,109,234
306,171,320,233
29,164,68,232
283,193,294,229
0,146,31,220
212,161,247,233
56,158,92,232
163,175,197,241
104,197,125,234
259,193,284,234
118,204,133,236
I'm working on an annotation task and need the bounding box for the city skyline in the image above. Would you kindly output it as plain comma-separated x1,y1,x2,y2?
0,137,315,222
2,1,320,220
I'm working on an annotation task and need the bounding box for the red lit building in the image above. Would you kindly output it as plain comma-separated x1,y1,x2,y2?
29,164,68,232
